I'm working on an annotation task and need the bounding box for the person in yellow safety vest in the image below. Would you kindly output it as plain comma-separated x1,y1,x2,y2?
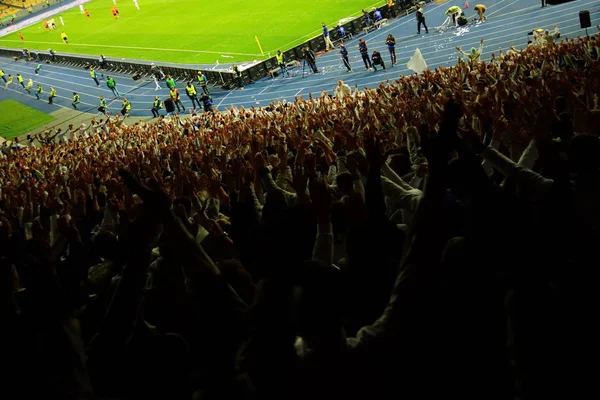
36,84,43,99
5,74,13,89
197,71,209,94
26,78,33,93
90,68,100,86
169,87,185,113
275,50,290,78
151,95,163,117
98,96,108,115
16,74,25,88
185,82,201,109
72,92,80,110
474,4,486,21
121,97,131,116
446,5,462,26
0,68,6,83
48,87,56,104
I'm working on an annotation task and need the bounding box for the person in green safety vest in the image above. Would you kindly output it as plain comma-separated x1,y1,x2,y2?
165,75,176,89
72,92,80,109
16,74,25,88
0,68,6,83
35,63,42,74
35,84,43,99
106,76,120,98
26,78,33,93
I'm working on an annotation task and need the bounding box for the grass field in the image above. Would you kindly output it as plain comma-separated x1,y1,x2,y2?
0,0,381,64
0,100,56,139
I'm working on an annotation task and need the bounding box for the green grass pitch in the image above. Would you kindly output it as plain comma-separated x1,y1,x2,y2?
0,100,56,139
0,0,382,64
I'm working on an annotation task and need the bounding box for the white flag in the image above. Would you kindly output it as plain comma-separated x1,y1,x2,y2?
407,48,428,74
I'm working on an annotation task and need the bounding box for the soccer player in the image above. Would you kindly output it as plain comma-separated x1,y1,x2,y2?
18,32,24,41
16,74,25,88
111,6,120,19
474,4,487,22
90,68,100,86
385,34,397,65
84,9,91,19
416,4,429,34
121,97,131,117
339,43,352,72
275,50,290,78
196,71,209,94
98,96,108,115
133,0,140,10
48,87,56,104
61,31,68,44
26,78,33,93
72,92,80,109
169,86,185,112
60,16,65,26
322,23,335,51
36,84,43,99
106,76,120,97
35,63,42,74
0,69,6,83
151,96,162,117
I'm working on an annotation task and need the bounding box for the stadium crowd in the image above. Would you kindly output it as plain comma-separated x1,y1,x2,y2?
1,30,599,400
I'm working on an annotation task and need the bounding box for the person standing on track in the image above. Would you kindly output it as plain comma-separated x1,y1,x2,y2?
339,42,352,72
26,78,33,93
165,75,176,89
385,33,397,65
0,69,6,83
90,68,100,86
151,96,163,117
98,96,108,115
322,23,335,51
169,86,185,113
48,87,56,104
106,76,120,98
233,64,245,88
72,92,80,109
121,97,131,117
35,84,43,99
185,82,202,109
197,71,209,94
416,4,429,34
474,4,487,22
35,63,42,74
358,39,372,71
61,31,69,44
275,50,290,78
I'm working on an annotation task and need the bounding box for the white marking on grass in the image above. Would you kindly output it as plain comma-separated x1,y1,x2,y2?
0,39,264,57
